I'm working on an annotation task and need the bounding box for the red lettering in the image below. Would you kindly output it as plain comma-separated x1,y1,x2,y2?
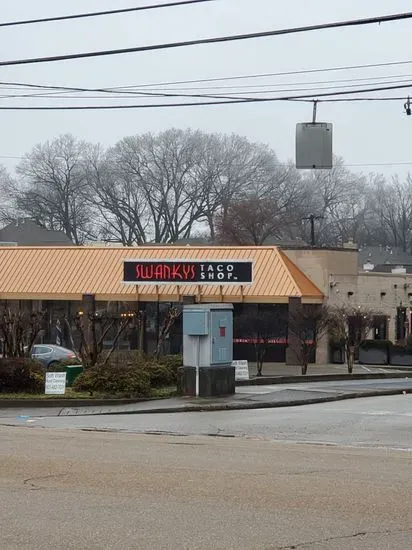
134,262,197,281
171,264,183,280
182,263,196,280
140,265,154,279
163,264,171,279
154,264,164,280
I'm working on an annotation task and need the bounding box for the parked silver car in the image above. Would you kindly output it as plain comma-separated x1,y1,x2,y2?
31,344,79,368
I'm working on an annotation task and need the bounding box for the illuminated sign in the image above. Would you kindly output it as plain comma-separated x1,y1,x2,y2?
123,260,253,284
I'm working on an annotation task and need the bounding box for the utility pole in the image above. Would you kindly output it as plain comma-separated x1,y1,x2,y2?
303,214,324,246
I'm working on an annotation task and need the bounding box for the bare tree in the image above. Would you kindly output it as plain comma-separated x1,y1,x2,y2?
214,152,306,245
105,129,208,243
328,306,375,373
0,166,17,224
155,306,182,359
216,196,287,245
287,304,330,375
74,310,135,368
9,130,412,252
301,158,368,246
0,310,45,358
84,145,150,245
15,134,94,244
235,307,287,376
198,134,283,239
369,174,412,253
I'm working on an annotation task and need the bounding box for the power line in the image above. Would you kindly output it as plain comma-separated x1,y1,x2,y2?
313,96,408,102
2,62,412,97
0,0,215,28
0,80,252,102
3,73,412,100
0,11,412,67
94,60,412,89
345,162,412,167
3,79,412,101
118,73,412,91
3,77,412,102
1,82,412,109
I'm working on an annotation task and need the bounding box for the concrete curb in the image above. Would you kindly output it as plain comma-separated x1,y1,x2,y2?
1,372,411,408
65,388,412,416
0,397,160,409
237,372,412,386
359,364,412,370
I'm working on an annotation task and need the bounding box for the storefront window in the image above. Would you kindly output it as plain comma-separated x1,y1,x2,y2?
373,315,388,340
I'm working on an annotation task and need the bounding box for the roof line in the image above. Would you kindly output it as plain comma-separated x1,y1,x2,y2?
0,245,281,251
278,249,324,298
276,249,303,297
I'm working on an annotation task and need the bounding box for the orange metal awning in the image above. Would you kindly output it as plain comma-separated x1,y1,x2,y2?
0,245,323,304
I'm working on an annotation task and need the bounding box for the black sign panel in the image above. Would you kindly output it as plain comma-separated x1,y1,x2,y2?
123,260,253,284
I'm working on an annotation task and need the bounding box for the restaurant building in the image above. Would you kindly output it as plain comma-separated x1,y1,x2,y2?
0,245,324,363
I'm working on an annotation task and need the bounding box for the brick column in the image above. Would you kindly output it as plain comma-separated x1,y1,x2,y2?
286,297,301,365
316,332,329,364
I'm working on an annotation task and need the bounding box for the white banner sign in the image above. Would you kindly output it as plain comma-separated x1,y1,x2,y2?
233,360,249,381
45,372,67,395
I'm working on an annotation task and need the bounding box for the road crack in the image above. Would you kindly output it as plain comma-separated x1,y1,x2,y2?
23,473,69,491
270,528,412,549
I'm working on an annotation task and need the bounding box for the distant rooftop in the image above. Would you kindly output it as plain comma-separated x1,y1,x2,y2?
365,264,412,274
359,246,412,270
0,219,72,246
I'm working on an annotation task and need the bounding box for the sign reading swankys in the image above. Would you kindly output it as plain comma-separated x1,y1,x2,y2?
123,260,253,284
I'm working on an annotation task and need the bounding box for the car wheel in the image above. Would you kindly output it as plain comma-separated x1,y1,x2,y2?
47,361,60,370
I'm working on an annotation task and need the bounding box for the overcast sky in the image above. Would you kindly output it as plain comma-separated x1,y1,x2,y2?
1,0,412,177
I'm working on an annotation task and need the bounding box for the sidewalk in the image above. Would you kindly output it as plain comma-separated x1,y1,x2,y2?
0,377,408,421
1,366,411,420
246,362,411,378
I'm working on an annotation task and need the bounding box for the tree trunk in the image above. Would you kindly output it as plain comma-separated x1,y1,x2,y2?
256,345,267,377
347,346,355,374
301,362,308,375
255,348,263,376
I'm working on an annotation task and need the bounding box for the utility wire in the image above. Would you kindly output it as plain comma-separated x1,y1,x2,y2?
118,73,412,91
4,78,412,101
0,11,411,67
0,81,252,102
1,82,412,109
2,73,412,99
1,61,412,96
0,0,215,28
91,60,412,88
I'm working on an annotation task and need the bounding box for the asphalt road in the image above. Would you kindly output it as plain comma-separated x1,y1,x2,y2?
0,425,411,550
3,393,410,451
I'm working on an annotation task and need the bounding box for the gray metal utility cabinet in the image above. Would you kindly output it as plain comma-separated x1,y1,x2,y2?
182,303,234,397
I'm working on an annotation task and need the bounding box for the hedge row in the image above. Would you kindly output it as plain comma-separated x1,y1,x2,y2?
0,358,45,393
359,339,412,365
359,339,412,353
73,353,182,397
359,340,392,351
0,353,183,396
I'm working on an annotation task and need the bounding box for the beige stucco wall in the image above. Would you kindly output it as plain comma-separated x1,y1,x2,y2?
283,248,358,295
327,272,412,342
283,247,412,360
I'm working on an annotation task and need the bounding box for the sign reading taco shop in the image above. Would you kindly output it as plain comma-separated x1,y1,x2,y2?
123,260,253,284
